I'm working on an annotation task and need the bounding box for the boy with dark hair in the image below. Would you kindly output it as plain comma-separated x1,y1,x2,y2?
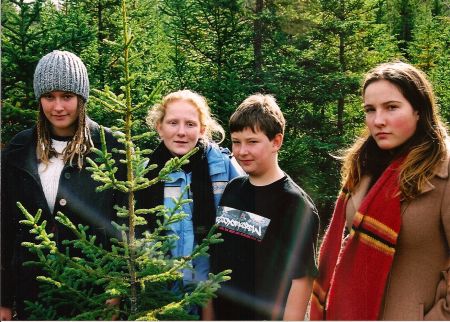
211,94,319,320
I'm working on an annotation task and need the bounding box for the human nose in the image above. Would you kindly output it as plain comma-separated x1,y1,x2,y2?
236,143,249,156
373,110,386,127
53,98,64,111
176,124,186,136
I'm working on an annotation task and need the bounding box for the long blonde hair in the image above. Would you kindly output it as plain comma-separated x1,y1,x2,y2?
37,96,93,168
341,62,448,200
146,89,225,143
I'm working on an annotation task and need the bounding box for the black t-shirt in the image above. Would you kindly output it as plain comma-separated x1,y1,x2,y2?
211,175,319,320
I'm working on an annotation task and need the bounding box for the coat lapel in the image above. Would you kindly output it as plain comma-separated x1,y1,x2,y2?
420,154,449,194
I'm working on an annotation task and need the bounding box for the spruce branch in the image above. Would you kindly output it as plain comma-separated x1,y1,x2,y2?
85,126,129,193
18,202,126,283
134,147,198,192
90,88,127,113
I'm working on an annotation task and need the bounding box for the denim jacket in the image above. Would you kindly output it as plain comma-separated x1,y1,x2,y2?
162,144,243,284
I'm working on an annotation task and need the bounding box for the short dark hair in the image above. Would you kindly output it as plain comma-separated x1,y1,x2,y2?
229,94,285,140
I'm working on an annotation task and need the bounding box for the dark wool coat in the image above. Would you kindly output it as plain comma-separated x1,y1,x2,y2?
1,119,125,319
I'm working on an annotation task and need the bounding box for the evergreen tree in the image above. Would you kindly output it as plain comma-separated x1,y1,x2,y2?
1,0,97,143
16,0,230,319
160,0,251,121
391,0,416,54
407,2,448,72
267,0,401,223
1,0,46,107
1,0,46,143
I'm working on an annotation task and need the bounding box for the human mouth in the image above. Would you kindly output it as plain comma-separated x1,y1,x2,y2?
53,115,68,120
376,132,390,138
239,159,253,166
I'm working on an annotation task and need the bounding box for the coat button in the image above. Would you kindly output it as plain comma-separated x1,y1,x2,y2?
64,173,71,179
59,198,67,206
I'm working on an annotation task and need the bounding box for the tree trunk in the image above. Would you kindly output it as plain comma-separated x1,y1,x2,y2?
253,0,263,83
337,1,346,135
97,0,105,83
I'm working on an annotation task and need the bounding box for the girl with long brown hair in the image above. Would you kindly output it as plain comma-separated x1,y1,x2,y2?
310,61,450,320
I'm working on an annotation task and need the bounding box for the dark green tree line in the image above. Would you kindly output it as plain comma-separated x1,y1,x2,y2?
2,0,449,226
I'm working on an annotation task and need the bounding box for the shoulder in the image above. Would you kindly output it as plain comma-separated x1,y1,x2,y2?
206,143,244,178
282,175,318,215
280,176,320,236
7,128,35,146
206,143,242,176
423,144,450,193
88,118,111,137
2,128,35,169
429,139,450,179
3,128,35,155
224,175,249,191
228,175,249,185
206,143,232,161
435,146,450,195
87,118,122,147
219,175,249,205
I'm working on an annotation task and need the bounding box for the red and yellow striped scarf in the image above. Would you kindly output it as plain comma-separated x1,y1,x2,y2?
310,158,403,320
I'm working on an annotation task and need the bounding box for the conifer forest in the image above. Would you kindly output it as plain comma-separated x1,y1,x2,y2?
1,0,450,319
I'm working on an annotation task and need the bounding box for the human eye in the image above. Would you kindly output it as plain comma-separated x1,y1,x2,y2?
364,106,375,114
63,93,75,100
387,104,398,111
167,120,177,126
42,93,54,100
187,121,197,128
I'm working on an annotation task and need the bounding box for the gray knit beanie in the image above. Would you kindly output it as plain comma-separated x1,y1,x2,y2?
33,50,89,101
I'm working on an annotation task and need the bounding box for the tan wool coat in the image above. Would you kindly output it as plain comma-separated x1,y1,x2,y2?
346,154,450,320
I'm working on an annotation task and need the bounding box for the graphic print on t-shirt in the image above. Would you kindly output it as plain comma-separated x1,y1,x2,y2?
216,206,270,241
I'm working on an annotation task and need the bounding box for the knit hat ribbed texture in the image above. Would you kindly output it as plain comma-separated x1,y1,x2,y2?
33,50,89,101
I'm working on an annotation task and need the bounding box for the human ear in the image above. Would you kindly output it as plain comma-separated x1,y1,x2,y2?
272,133,283,151
156,122,164,139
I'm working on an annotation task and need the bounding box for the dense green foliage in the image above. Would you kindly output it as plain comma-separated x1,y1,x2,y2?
2,0,449,227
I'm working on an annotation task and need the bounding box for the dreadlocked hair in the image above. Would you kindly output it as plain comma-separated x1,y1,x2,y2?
37,97,93,168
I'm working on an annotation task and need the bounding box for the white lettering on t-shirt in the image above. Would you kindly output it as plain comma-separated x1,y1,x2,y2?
215,206,270,241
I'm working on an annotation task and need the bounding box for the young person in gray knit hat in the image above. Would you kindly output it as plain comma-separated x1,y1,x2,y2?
33,50,93,169
1,50,124,320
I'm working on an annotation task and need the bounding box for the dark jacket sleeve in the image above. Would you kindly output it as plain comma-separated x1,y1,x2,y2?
1,147,16,308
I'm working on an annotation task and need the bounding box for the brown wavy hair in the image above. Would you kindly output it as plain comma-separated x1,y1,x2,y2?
37,96,93,168
341,62,448,200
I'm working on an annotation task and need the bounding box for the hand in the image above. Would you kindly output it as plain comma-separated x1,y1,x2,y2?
0,306,13,321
